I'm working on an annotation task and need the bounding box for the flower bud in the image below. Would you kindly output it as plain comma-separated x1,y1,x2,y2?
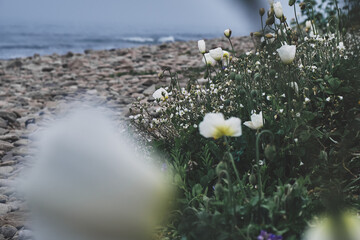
265,33,274,39
215,161,227,176
273,2,283,19
289,0,295,6
268,7,274,17
264,144,276,160
259,8,265,16
266,16,275,25
249,173,257,185
251,90,258,98
214,183,224,197
224,29,232,38
299,2,306,10
198,40,206,54
253,32,263,37
235,74,242,82
229,72,236,80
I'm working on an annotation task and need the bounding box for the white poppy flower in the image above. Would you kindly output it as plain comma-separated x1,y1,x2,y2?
152,88,169,101
199,113,242,139
273,2,283,18
277,44,296,64
209,47,223,61
224,29,232,38
243,111,264,130
198,40,206,54
202,53,217,66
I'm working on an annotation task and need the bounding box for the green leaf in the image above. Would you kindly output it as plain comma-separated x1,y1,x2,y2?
192,184,203,196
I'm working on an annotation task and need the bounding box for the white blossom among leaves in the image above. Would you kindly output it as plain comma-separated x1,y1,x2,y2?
152,88,169,101
199,113,242,139
244,111,264,130
277,44,296,64
209,47,223,61
202,53,217,66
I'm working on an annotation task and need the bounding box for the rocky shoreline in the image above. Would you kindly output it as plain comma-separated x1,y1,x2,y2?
0,35,253,239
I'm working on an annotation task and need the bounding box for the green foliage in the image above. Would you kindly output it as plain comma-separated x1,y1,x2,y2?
130,1,360,239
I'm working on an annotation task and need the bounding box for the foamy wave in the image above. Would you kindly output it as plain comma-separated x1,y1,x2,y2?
158,36,175,43
121,37,155,43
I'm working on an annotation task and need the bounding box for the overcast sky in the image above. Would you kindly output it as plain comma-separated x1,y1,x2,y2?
0,0,300,35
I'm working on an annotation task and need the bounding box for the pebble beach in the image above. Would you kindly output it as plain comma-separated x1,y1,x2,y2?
0,35,254,239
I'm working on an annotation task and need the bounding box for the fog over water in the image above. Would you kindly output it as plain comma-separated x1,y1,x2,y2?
0,0,300,58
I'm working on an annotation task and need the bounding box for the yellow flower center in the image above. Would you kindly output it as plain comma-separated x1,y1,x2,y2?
212,125,235,139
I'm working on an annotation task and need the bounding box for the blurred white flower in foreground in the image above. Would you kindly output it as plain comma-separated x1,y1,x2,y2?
224,29,232,38
244,111,264,130
277,44,296,64
153,87,169,101
21,107,171,240
199,113,242,139
273,2,283,18
209,47,224,61
202,53,217,66
304,213,360,240
198,40,206,54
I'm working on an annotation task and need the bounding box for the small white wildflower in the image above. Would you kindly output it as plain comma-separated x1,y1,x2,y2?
326,97,331,102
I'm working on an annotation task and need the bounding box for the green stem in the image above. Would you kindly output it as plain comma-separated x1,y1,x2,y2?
255,130,274,222
228,38,235,56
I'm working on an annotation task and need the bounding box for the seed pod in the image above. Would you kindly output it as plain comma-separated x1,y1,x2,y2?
289,0,295,6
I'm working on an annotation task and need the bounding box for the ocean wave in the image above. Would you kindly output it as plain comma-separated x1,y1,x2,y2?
121,37,155,43
158,36,175,43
